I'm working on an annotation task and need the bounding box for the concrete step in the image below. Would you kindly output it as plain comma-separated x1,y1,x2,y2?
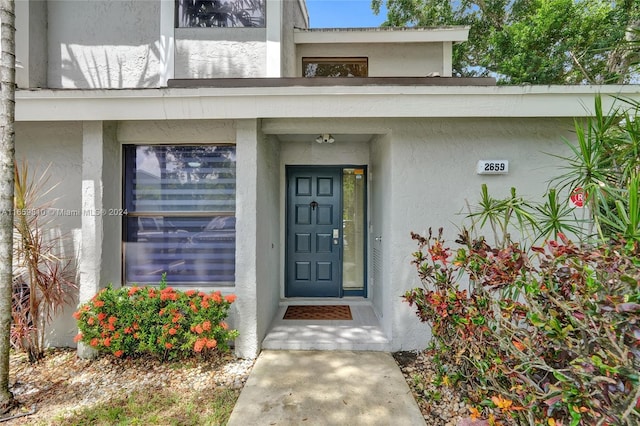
262,304,391,351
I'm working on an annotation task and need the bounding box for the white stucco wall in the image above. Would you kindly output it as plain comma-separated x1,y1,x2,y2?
47,0,161,88
279,138,370,168
16,0,48,89
369,133,395,339
175,28,267,79
235,120,260,357
255,134,281,350
15,121,83,348
101,123,122,288
78,121,116,358
295,43,445,77
384,117,575,350
117,119,236,144
39,0,297,84
281,0,308,77
388,117,574,226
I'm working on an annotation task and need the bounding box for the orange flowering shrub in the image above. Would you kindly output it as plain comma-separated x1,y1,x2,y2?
74,276,239,360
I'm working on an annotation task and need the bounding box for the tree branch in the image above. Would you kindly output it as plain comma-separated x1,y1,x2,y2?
569,50,596,84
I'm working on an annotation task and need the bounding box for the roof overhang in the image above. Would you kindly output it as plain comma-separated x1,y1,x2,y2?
294,26,470,44
167,77,496,88
15,85,640,122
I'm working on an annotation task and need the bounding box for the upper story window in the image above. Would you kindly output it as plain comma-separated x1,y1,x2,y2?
176,0,266,28
303,58,368,78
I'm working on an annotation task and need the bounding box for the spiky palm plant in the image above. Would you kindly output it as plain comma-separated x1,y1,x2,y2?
12,161,75,362
549,95,640,243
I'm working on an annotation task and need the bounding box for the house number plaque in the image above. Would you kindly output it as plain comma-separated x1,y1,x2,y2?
476,160,509,175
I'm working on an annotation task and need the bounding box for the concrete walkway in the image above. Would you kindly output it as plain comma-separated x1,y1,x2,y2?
227,350,426,426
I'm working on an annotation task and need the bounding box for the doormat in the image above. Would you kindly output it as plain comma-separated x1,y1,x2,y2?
283,305,352,320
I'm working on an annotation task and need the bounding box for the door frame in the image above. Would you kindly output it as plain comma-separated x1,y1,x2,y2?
284,165,368,298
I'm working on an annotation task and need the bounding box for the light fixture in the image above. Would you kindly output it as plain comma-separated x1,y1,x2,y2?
315,133,335,144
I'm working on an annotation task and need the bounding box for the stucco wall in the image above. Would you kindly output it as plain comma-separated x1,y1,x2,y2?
101,123,122,288
235,120,260,357
175,28,267,79
295,42,445,77
369,133,395,340
281,0,308,77
47,0,161,88
117,119,236,143
78,122,117,358
15,121,83,347
384,117,574,350
279,138,370,169
16,0,48,89
255,134,281,349
388,117,573,226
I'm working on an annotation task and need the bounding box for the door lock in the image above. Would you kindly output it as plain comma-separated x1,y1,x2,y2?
333,228,340,245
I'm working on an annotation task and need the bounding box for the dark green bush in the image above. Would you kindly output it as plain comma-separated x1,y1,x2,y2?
74,277,239,360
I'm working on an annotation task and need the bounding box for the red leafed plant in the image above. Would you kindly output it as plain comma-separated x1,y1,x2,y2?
12,161,76,362
405,227,640,425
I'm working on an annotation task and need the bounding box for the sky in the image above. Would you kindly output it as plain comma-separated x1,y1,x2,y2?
305,0,388,28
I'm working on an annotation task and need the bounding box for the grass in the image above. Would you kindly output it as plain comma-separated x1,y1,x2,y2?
51,387,240,426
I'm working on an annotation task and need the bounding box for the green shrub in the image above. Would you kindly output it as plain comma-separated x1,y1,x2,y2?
406,228,640,425
74,277,239,360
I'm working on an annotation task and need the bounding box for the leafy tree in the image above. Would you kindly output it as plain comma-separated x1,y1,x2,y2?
0,0,15,411
371,0,640,84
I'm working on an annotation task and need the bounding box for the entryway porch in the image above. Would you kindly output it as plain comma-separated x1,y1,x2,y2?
261,299,391,351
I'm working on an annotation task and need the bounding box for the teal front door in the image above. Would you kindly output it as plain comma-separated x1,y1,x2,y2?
286,167,342,297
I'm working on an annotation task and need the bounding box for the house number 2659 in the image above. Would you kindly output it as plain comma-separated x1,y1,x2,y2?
476,160,509,175
484,162,505,172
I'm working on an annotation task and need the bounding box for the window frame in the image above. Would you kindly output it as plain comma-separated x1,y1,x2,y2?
175,0,266,29
122,143,236,287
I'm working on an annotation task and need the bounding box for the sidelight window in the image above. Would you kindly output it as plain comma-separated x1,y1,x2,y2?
342,168,366,294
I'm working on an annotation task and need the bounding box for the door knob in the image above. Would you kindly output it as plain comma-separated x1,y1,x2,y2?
310,201,318,211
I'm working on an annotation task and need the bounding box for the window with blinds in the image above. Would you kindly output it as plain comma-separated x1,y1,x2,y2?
123,145,236,286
